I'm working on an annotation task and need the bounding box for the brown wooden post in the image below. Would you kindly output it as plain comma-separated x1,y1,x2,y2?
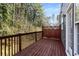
11,37,13,55
19,34,21,51
35,32,37,42
5,39,6,56
42,26,43,39
8,38,10,56
17,37,18,52
0,39,2,56
14,37,15,54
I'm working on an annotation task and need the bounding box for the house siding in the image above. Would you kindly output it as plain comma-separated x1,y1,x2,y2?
60,3,74,56
60,3,70,49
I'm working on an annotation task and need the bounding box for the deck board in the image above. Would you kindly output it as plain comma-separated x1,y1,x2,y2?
15,38,66,56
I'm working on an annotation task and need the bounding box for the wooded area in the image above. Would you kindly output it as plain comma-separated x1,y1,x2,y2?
0,3,45,36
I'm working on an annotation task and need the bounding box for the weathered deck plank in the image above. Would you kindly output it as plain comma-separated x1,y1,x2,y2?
15,38,66,56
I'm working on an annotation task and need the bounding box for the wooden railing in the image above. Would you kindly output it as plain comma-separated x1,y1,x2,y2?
0,31,42,56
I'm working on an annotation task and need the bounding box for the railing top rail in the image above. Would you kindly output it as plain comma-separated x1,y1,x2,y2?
0,31,42,39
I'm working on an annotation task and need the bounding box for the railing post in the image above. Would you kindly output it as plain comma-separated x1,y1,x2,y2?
0,39,2,56
42,26,43,39
5,39,6,56
42,31,43,39
35,32,37,42
19,34,21,51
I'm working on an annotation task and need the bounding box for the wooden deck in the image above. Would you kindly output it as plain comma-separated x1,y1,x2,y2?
0,26,66,56
15,38,66,56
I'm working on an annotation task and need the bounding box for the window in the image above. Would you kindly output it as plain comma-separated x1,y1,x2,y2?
77,24,79,54
75,3,79,54
75,4,79,22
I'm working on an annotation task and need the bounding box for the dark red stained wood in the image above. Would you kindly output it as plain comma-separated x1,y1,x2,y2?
42,26,61,40
14,38,66,56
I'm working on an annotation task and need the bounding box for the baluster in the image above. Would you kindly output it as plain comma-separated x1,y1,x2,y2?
14,37,15,54
5,38,6,56
35,32,37,42
18,36,19,52
42,31,43,39
19,35,21,51
0,39,2,56
17,36,19,52
6,38,8,56
41,32,42,39
8,38,10,56
0,39,1,56
11,37,13,55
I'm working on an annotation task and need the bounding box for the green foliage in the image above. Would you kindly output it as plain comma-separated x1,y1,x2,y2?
26,3,44,26
0,3,44,36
